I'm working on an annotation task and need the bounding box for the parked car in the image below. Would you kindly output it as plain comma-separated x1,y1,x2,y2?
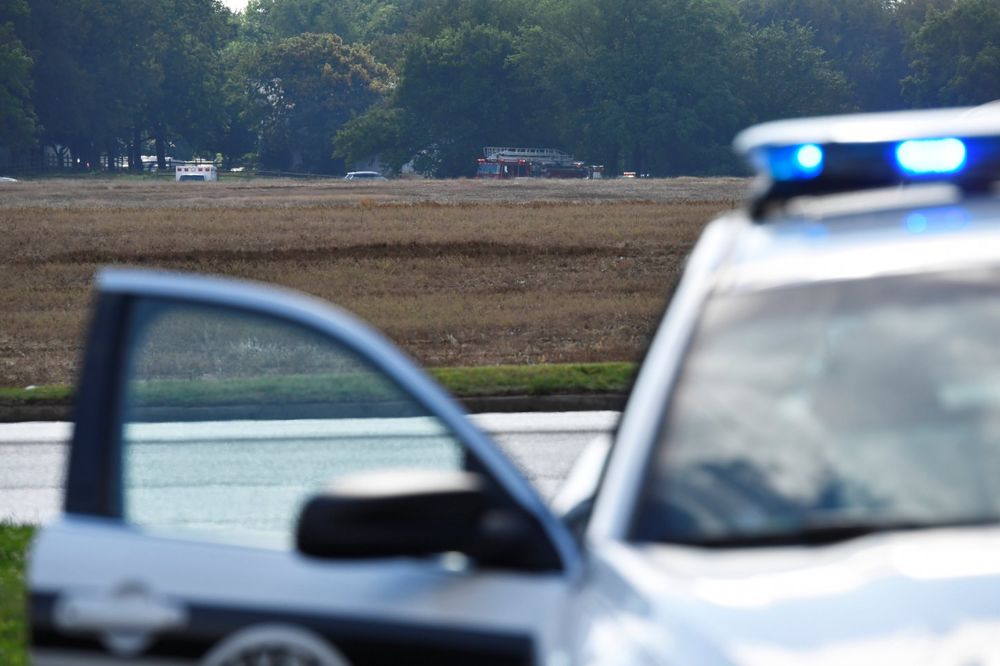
344,171,388,181
29,106,1000,665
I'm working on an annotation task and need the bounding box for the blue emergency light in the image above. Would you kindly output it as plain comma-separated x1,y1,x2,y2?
734,107,1000,219
895,138,967,175
762,144,825,181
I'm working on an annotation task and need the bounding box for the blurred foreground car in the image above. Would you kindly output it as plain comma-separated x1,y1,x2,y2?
29,107,1000,665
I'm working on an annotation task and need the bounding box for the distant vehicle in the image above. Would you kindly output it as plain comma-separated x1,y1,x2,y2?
344,171,387,181
476,147,598,179
0,176,18,182
175,164,217,181
142,156,174,172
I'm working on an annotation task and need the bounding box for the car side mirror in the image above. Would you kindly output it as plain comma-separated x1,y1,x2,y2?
295,469,561,571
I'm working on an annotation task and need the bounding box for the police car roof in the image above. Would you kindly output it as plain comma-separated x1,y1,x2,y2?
712,190,1000,293
705,104,1000,290
734,106,1000,154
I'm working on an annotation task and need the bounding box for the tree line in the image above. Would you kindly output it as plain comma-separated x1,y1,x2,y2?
1,0,998,177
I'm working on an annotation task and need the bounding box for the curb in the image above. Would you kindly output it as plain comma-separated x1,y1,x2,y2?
459,393,626,413
0,404,73,423
0,393,627,423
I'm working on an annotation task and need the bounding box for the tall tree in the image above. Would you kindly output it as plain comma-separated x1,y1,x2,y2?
0,0,37,152
137,0,233,168
392,21,529,176
21,0,102,166
745,20,853,122
242,0,353,42
17,0,235,170
235,33,391,172
740,0,909,111
904,0,1000,107
520,0,751,174
335,106,410,174
239,0,427,56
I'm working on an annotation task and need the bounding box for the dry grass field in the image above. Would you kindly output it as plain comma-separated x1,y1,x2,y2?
0,177,747,388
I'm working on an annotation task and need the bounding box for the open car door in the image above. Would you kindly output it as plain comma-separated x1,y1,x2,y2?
29,269,578,666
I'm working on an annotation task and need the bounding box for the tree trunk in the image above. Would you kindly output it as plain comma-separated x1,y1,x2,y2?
79,143,98,171
632,142,644,176
607,146,622,177
130,128,143,172
155,133,167,171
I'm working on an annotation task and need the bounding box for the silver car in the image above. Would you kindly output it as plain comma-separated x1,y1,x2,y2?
30,106,1000,665
343,171,388,181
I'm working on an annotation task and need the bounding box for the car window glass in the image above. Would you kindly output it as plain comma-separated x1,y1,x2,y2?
120,299,464,549
635,268,1000,544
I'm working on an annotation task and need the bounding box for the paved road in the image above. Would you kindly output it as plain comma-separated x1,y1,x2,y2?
0,412,618,525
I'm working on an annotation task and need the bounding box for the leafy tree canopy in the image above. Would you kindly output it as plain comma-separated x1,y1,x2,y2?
745,20,854,122
513,0,752,174
235,32,392,173
740,0,910,111
242,0,353,42
904,0,1000,106
7,0,999,176
0,0,37,150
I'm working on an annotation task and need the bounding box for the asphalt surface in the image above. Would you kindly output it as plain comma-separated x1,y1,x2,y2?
0,412,618,525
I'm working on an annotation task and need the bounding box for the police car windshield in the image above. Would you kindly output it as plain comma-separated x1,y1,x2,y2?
635,267,1000,546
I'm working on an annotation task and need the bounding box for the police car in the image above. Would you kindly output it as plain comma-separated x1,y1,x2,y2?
29,106,1000,665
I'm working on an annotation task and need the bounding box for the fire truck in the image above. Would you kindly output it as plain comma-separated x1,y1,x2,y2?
475,147,601,179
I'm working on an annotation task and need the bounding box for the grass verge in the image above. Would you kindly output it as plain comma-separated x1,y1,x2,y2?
0,361,637,414
0,385,73,406
0,524,33,666
429,361,636,397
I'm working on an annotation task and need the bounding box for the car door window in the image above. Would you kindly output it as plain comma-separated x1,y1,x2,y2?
120,299,464,548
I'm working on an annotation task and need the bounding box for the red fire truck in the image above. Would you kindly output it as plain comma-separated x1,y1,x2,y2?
475,147,600,179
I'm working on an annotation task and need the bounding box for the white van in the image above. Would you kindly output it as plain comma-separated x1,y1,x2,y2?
175,164,218,181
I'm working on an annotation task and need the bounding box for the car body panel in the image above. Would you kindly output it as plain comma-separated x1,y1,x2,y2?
588,216,740,543
585,527,1000,665
717,199,1000,294
31,517,566,665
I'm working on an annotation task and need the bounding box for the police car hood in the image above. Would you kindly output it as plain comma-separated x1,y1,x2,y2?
596,527,1000,665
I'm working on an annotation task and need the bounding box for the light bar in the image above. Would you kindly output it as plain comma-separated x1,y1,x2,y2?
733,107,1000,219
895,138,967,175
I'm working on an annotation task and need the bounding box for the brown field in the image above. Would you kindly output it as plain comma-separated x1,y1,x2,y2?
0,177,748,387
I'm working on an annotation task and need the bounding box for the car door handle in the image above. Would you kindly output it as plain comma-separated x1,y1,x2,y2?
54,587,188,633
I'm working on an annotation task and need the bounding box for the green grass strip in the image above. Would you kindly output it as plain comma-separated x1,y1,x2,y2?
128,372,402,408
0,362,636,409
0,385,73,405
429,362,636,397
0,524,34,666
